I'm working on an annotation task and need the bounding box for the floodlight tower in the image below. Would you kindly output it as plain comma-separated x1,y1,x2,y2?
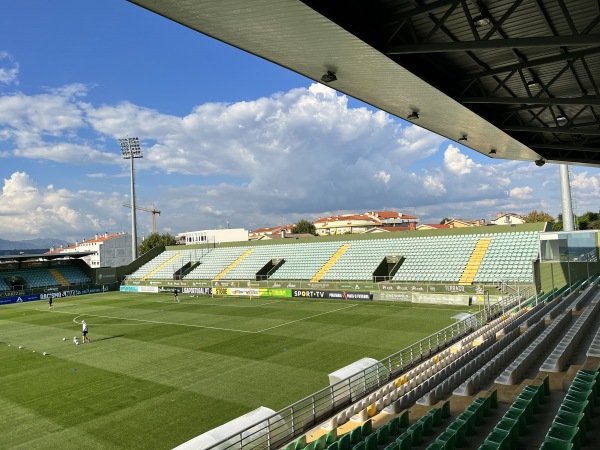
119,137,143,261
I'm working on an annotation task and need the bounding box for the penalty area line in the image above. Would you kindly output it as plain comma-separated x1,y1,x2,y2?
37,309,254,334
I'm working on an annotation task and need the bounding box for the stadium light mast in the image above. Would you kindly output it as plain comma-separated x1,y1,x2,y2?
119,137,143,261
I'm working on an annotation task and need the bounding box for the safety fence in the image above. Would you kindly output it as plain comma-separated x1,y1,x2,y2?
206,287,533,450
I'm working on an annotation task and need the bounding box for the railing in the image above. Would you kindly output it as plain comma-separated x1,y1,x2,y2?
203,292,530,450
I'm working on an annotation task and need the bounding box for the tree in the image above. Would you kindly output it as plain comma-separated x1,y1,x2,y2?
523,210,555,224
138,232,177,255
553,213,563,231
291,219,317,235
439,217,451,225
576,211,600,230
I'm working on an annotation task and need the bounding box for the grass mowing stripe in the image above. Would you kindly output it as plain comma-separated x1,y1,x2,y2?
254,304,358,333
2,293,468,449
35,309,255,333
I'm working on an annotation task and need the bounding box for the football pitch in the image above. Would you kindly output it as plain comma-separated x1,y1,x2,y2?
0,292,469,449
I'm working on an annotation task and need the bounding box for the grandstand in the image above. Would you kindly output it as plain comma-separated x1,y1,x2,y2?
125,224,544,287
0,251,95,296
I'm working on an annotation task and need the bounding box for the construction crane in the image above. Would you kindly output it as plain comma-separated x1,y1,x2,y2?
123,203,161,234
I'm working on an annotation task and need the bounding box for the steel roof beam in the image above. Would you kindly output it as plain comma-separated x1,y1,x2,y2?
530,143,600,152
386,0,458,25
387,35,600,54
462,96,600,106
504,125,600,135
461,47,600,81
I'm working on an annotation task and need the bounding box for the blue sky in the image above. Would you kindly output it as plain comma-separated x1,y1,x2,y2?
1,0,598,242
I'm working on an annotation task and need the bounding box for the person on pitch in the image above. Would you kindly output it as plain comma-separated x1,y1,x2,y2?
82,320,90,343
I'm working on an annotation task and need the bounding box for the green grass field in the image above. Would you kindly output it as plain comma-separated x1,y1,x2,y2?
0,292,469,449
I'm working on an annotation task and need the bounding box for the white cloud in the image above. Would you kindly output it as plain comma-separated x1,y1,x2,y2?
444,145,477,175
509,186,533,199
571,171,600,198
0,51,19,85
2,81,597,238
423,171,446,195
374,170,391,184
0,172,124,241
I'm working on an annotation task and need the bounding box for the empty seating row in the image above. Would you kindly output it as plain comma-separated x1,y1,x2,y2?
540,370,597,449
480,378,549,449
453,320,544,396
540,293,600,372
496,310,573,385
427,391,499,449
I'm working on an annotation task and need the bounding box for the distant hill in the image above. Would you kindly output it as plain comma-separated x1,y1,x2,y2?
0,238,70,252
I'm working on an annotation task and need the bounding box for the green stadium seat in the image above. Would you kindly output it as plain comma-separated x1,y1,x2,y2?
545,424,581,450
398,409,409,428
338,433,351,450
495,418,520,449
421,412,434,436
351,442,365,450
447,419,467,447
395,433,411,450
441,400,451,419
361,419,372,437
504,407,527,436
388,417,401,437
554,411,586,445
429,407,443,427
436,429,458,449
326,429,338,445
407,422,423,445
540,441,574,450
376,425,390,445
465,401,485,426
315,435,327,450
484,429,510,450
349,427,362,444
364,433,377,450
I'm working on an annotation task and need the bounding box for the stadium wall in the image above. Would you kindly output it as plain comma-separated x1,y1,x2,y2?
122,278,518,305
539,261,600,292
0,284,107,305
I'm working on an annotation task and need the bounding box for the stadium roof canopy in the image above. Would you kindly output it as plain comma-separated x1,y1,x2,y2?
129,0,600,166
0,252,95,263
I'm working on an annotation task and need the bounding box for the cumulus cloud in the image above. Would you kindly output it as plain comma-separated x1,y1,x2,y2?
571,171,600,198
374,170,391,184
444,145,478,175
0,172,123,241
1,79,595,238
509,186,533,199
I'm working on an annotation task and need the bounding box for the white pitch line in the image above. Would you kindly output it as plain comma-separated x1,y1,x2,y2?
254,304,358,333
37,309,254,334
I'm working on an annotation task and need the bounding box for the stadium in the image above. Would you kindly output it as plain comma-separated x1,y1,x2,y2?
3,1,600,450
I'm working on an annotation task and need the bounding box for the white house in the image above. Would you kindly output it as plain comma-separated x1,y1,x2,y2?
48,232,132,267
176,228,249,245
490,212,526,225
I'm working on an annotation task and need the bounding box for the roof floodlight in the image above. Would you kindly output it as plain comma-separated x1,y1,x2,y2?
407,111,419,120
473,15,490,27
458,135,468,142
321,71,337,83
